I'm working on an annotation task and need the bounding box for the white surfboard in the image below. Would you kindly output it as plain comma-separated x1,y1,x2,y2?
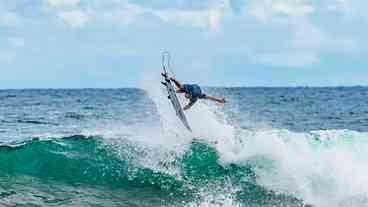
161,52,192,131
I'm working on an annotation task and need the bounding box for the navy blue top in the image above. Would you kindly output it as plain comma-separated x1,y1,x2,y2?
183,84,206,103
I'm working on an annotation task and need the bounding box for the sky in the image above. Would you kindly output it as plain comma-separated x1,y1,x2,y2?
0,0,367,88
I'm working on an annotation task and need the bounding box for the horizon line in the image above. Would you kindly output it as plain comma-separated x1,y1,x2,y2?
1,85,368,90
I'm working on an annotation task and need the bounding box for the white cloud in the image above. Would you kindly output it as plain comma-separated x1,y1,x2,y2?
46,0,80,8
328,0,368,22
245,5,323,67
242,0,359,67
44,0,86,28
272,1,314,16
99,2,147,25
250,16,357,68
153,1,227,31
84,0,227,31
247,0,314,22
208,7,224,30
290,17,357,52
154,9,219,30
58,10,88,28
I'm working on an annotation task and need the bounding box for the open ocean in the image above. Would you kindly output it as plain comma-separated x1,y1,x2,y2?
1,85,368,207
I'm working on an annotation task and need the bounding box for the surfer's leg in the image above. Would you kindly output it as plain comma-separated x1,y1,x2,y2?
205,95,226,103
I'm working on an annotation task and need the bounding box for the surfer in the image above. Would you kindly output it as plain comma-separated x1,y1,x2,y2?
169,77,226,110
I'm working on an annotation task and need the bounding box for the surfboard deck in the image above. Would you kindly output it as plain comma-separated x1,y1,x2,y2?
161,53,192,131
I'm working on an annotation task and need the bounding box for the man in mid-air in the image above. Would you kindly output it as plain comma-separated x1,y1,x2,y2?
168,77,226,110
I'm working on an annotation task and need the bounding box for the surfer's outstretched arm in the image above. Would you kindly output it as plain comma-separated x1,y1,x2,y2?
205,95,226,104
170,78,183,90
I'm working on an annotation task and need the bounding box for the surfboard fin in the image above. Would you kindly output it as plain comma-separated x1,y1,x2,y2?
161,73,168,78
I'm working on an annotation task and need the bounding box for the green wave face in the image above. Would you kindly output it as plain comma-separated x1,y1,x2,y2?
0,136,305,207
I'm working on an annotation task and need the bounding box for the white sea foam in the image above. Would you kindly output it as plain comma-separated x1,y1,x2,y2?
82,73,368,207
